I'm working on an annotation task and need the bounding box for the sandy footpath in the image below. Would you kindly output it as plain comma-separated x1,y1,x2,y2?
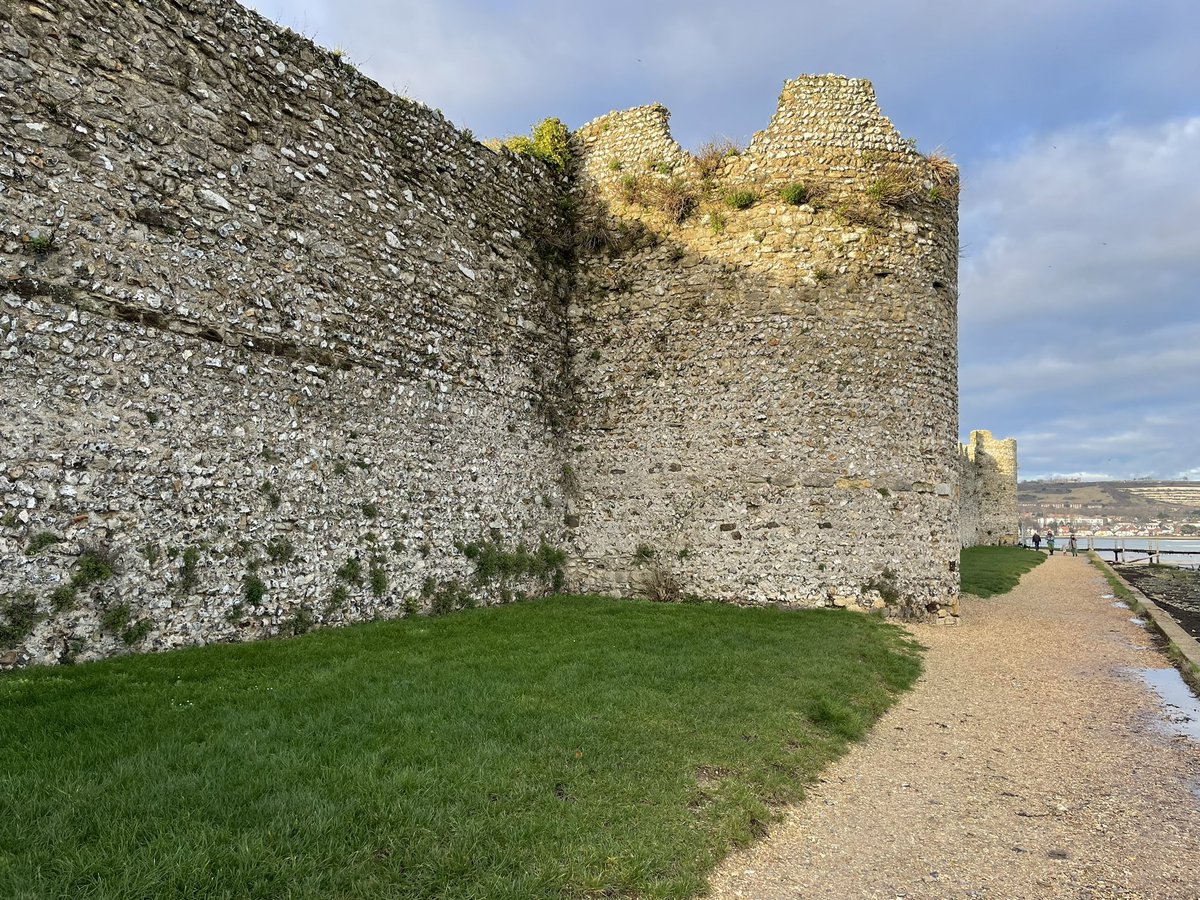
709,555,1200,899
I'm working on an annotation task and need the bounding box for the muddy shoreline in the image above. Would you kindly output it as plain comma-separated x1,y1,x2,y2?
1115,564,1200,640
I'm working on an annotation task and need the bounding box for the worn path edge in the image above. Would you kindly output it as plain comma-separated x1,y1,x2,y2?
709,555,1200,899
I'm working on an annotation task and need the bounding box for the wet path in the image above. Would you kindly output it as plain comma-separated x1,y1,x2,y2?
709,555,1200,898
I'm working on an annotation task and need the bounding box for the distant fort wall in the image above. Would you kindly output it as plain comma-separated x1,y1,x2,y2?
3,0,967,668
959,430,1019,546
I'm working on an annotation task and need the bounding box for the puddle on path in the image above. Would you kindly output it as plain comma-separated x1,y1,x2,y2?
1102,594,1115,600
1130,616,1147,626
1111,601,1127,609
1130,667,1200,741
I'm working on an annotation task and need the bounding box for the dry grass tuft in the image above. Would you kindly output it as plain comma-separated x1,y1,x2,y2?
925,150,960,202
646,177,697,223
639,566,683,602
693,137,743,179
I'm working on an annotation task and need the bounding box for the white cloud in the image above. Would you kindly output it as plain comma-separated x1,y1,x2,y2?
244,0,1200,151
960,117,1200,323
958,115,1200,479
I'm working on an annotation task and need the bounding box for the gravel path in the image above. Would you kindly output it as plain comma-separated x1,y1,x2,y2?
709,554,1200,898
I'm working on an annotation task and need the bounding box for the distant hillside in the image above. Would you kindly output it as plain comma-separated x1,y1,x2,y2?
1018,480,1200,523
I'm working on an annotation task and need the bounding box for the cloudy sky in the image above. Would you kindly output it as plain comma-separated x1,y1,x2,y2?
251,0,1200,481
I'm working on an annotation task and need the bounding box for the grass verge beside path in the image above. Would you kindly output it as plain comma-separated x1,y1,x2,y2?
960,546,1045,597
1087,551,1138,607
0,596,922,899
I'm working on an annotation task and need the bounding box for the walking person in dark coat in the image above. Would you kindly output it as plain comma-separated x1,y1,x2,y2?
1032,531,1042,552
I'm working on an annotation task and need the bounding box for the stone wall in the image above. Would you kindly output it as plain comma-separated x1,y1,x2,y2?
1,0,966,669
566,77,962,622
1,0,572,666
959,430,1019,546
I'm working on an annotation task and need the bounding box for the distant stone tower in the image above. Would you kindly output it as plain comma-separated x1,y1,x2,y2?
959,431,1019,545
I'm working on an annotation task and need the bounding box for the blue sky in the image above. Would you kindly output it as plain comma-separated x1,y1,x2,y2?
250,0,1200,481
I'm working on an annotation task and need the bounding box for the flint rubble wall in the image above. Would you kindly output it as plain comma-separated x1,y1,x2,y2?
1,0,570,666
2,0,967,668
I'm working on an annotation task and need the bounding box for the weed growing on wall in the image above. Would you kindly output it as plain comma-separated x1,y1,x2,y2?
779,182,809,205
59,636,86,665
647,177,696,223
862,567,901,607
286,607,314,636
723,189,758,210
122,618,153,646
100,602,132,634
177,546,200,594
25,532,62,555
324,584,349,618
260,480,281,510
0,592,41,648
639,566,683,603
50,586,76,613
369,556,388,598
23,229,58,255
866,177,910,206
693,137,742,179
266,537,296,564
458,538,567,594
336,557,363,586
72,548,115,588
244,574,266,607
925,151,960,201
425,580,471,617
565,194,638,255
498,118,572,172
618,173,645,204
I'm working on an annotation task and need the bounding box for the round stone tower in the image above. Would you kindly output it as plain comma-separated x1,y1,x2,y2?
566,75,962,621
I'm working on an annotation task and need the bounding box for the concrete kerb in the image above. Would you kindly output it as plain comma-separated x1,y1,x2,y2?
1095,556,1200,693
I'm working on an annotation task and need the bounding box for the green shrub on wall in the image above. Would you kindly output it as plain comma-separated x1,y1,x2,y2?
0,592,41,649
500,118,572,172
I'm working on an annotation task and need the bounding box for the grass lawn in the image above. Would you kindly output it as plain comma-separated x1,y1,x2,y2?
0,596,922,899
960,546,1045,598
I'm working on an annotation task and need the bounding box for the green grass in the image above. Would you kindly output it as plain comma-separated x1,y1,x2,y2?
1086,551,1138,607
959,546,1045,597
0,597,922,899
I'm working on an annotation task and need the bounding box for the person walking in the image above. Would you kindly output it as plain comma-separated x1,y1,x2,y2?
1032,531,1042,552
1068,533,1078,557
1046,533,1056,556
